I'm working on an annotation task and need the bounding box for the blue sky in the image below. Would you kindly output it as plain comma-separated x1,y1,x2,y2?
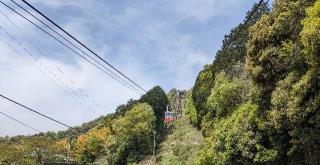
0,0,272,136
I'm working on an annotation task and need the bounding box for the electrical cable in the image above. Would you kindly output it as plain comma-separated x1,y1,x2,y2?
0,1,143,95
0,94,72,128
10,0,143,95
0,111,41,133
20,0,147,93
0,24,101,116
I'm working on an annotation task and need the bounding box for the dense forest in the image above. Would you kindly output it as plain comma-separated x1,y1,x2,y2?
0,86,169,164
189,0,320,164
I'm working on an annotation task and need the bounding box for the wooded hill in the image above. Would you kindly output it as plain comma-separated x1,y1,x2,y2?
0,86,169,165
190,0,320,164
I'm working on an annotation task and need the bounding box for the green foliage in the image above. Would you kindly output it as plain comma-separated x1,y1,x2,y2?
115,99,138,117
0,143,28,164
244,0,320,164
192,64,214,127
80,137,103,163
74,127,109,163
0,85,169,165
167,88,178,112
185,89,198,125
267,69,320,164
0,136,68,165
206,72,242,118
194,0,320,164
192,1,270,130
246,0,314,108
197,103,277,165
301,0,320,67
201,69,260,137
55,115,106,140
140,86,169,138
75,86,168,164
106,103,156,164
212,1,270,77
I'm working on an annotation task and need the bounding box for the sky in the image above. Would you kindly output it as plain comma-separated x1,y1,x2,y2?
0,0,272,136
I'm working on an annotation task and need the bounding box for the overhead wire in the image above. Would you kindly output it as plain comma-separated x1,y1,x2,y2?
0,111,41,133
12,0,145,94
0,24,101,116
0,94,78,161
224,0,266,48
0,94,72,129
225,0,278,50
9,0,143,95
0,0,143,96
20,0,147,93
0,9,104,114
13,0,272,95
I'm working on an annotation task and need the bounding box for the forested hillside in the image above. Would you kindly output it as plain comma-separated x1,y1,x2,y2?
2,0,320,164
0,86,169,165
191,0,320,164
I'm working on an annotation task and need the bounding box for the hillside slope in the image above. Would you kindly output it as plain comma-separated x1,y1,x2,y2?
138,115,203,165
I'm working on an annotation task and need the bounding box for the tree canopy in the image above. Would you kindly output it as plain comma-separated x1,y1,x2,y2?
192,0,320,164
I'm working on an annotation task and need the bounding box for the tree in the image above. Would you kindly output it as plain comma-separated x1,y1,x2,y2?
213,1,270,77
167,88,178,112
185,89,198,125
193,1,270,129
0,143,29,164
197,103,277,165
73,127,109,163
18,137,61,164
246,0,315,109
192,64,214,127
115,99,138,117
245,0,320,164
265,1,320,164
140,86,169,138
106,103,156,164
206,71,242,119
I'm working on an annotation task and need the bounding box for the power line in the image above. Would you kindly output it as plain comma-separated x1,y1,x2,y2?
0,9,105,114
1,0,142,95
0,93,77,160
224,0,266,48
9,0,143,95
0,111,41,133
0,1,143,96
242,0,266,29
20,0,147,93
0,25,101,116
0,35,92,117
0,94,72,129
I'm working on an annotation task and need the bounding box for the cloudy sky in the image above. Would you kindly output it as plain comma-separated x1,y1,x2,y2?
0,0,271,136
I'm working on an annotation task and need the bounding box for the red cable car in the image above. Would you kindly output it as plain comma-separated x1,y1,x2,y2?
164,105,176,122
165,111,175,122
